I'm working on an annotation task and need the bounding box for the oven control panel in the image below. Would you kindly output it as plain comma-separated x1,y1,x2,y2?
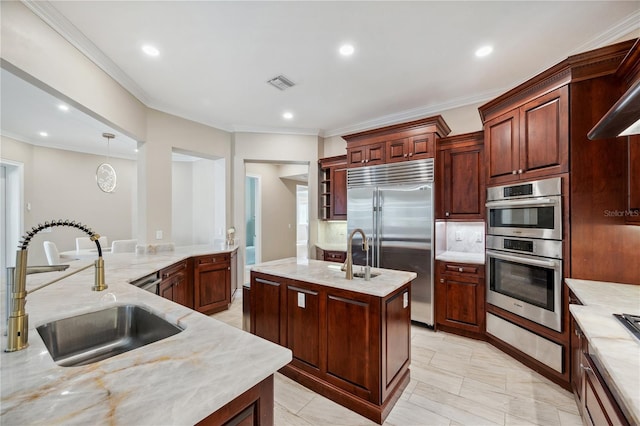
486,235,562,259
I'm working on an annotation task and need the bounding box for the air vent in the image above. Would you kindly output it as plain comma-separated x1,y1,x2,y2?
267,75,295,91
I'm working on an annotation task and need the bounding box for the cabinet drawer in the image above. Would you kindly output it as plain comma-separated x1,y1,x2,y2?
443,263,480,275
324,251,346,263
196,253,230,266
160,260,187,279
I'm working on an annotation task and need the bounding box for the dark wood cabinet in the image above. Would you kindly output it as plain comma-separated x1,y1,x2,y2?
436,131,485,220
249,269,411,424
435,261,485,338
571,314,630,426
627,135,640,224
159,260,191,308
484,86,569,185
315,246,346,263
343,115,451,169
319,155,347,220
194,253,231,315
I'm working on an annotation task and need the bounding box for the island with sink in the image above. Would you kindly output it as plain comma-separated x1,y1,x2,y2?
1,245,292,425
247,257,416,424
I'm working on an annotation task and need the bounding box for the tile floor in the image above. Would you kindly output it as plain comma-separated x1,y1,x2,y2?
212,293,583,426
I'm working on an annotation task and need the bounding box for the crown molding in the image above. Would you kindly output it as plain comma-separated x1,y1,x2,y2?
232,124,321,137
22,0,150,105
570,10,640,55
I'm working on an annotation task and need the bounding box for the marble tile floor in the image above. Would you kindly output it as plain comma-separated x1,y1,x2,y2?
212,293,583,426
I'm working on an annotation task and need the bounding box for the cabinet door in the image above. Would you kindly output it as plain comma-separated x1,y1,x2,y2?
408,133,434,160
172,271,189,307
332,167,348,219
195,256,230,315
366,143,385,166
386,137,409,163
435,262,485,336
347,147,366,167
570,317,584,400
441,144,484,219
158,279,174,301
485,109,520,185
383,289,410,397
286,285,320,369
519,86,569,179
251,274,285,345
582,353,629,426
628,135,640,224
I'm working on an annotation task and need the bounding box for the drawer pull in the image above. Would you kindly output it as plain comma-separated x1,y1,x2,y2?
580,363,593,373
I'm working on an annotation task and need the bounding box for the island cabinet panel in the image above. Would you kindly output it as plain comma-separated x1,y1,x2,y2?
194,253,231,315
286,285,320,370
325,292,377,402
159,260,192,309
250,273,286,345
249,269,411,424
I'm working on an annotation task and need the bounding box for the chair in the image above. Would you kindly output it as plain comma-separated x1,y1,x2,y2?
43,241,61,265
76,236,108,251
111,239,137,253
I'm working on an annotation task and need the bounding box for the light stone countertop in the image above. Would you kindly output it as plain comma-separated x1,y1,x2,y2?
250,257,416,297
1,245,292,425
435,250,485,265
565,278,640,424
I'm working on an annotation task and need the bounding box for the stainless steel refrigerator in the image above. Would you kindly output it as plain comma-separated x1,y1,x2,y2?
347,159,434,326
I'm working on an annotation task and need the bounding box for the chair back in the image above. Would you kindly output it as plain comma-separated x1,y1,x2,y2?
43,241,61,265
76,236,108,251
111,239,137,253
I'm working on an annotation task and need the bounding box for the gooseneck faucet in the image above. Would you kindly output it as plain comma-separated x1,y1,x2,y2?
342,228,369,280
5,220,108,352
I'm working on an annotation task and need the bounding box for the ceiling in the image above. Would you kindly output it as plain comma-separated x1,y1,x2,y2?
2,1,639,157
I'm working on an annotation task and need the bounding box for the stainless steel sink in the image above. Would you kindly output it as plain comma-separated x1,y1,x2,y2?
37,304,183,367
353,271,381,279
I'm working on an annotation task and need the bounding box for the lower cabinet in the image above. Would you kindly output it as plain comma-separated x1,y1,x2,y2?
435,261,485,338
194,253,232,315
315,246,347,263
571,315,630,426
159,260,192,309
250,271,411,424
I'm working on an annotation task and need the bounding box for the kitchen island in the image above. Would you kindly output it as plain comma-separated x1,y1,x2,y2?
1,245,291,425
249,257,416,424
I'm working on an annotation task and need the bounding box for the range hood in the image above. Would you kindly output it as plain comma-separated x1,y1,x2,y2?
588,39,640,140
588,78,640,139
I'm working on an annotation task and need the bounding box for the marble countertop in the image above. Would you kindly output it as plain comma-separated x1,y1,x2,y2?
1,244,292,425
565,278,640,424
251,257,416,297
435,250,485,265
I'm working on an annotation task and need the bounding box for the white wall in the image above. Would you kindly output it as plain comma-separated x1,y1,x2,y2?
1,136,136,265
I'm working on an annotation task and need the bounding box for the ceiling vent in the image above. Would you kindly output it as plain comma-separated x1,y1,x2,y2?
267,75,295,91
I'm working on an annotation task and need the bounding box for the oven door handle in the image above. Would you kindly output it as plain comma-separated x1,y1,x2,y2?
486,250,559,268
485,198,555,208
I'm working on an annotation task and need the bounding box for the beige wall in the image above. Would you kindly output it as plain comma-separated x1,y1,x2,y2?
2,136,136,265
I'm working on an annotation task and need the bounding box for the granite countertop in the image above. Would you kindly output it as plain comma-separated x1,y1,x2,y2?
251,257,416,297
1,244,292,425
565,278,640,424
435,250,485,265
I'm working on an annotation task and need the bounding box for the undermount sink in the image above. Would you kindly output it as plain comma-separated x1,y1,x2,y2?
36,304,183,367
353,271,381,279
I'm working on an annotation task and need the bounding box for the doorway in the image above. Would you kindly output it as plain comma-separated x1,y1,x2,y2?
0,160,23,286
245,174,261,282
296,184,308,261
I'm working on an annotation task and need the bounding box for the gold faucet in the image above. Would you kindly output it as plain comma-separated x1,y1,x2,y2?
342,228,369,280
5,220,108,352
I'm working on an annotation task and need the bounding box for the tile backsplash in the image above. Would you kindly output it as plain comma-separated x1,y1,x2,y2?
318,221,347,244
438,221,485,254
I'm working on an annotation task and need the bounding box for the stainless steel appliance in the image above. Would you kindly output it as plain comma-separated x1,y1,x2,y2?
486,235,562,331
130,272,161,294
486,177,562,240
347,159,434,326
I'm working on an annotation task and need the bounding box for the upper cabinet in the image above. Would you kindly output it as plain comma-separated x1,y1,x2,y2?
319,155,348,220
484,86,569,185
343,116,451,168
628,135,640,225
436,131,485,220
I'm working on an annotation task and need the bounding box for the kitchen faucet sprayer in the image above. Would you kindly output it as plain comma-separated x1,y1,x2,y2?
342,228,369,280
5,220,108,352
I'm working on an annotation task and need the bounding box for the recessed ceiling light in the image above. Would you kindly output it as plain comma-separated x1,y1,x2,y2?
39,131,48,137
283,112,294,120
142,44,160,57
58,104,69,111
339,44,355,56
475,45,493,57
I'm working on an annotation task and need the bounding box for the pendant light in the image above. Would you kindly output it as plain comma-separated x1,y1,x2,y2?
96,132,117,193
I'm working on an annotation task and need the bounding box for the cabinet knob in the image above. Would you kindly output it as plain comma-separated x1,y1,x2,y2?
440,278,444,283
518,169,524,174
458,267,463,272
361,160,365,163
404,154,408,158
365,159,369,163
445,212,450,217
409,152,413,157
580,363,593,373
512,170,517,175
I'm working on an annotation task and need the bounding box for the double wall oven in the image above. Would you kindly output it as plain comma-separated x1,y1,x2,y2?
485,177,563,332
